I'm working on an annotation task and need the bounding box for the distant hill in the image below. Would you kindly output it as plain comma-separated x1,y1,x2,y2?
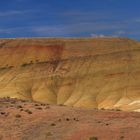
0,37,140,111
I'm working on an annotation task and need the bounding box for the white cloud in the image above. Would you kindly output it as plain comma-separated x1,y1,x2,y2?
31,26,66,36
115,30,126,35
91,34,106,38
90,33,118,38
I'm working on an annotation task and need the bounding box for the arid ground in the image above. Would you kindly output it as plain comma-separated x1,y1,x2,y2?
0,97,140,140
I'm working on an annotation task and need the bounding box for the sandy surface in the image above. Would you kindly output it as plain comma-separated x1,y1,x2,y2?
0,98,140,140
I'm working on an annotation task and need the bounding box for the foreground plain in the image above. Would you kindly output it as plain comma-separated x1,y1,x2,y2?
0,98,140,140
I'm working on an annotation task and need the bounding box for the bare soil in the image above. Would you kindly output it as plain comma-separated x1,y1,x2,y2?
0,98,140,140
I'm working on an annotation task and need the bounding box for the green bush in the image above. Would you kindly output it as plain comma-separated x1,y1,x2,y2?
21,63,28,67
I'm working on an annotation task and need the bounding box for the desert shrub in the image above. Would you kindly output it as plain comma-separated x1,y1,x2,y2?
120,136,124,139
0,112,5,115
7,66,14,69
51,123,56,126
66,118,70,121
34,103,39,106
35,60,39,63
89,136,98,140
20,109,24,111
25,109,32,114
106,123,109,126
21,63,28,67
30,60,33,64
58,119,61,122
15,114,21,118
40,103,46,106
10,101,16,104
46,132,52,137
17,105,23,109
45,106,50,109
21,100,26,103
59,104,65,106
36,107,42,110
21,61,34,67
116,109,121,111
0,67,7,70
0,65,13,70
73,118,79,121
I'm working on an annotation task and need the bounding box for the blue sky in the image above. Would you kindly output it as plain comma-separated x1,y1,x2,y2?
0,0,140,40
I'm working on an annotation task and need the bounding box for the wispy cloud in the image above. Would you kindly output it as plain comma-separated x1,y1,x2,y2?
0,10,32,17
31,25,66,36
0,28,13,34
114,30,126,35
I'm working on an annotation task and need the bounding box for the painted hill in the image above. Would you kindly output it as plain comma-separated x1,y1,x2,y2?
0,37,140,111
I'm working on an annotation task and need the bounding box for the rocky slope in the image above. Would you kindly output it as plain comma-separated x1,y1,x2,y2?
0,37,140,111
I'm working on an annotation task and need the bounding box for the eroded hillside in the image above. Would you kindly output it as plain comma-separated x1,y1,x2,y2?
0,37,140,111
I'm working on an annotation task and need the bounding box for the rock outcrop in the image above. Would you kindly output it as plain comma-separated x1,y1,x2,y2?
0,37,140,111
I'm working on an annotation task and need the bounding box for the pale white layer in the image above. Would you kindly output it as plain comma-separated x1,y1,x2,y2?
129,101,140,105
